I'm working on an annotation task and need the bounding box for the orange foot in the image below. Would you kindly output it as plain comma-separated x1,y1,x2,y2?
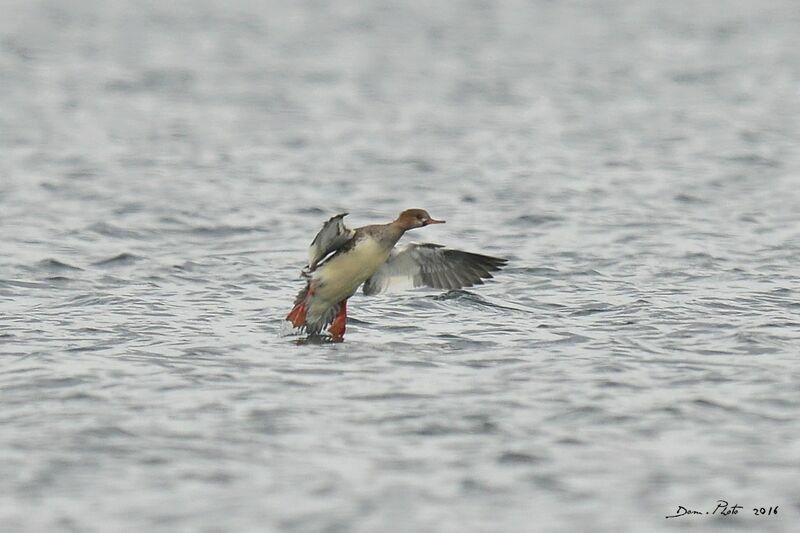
286,302,306,328
286,286,315,328
328,299,348,340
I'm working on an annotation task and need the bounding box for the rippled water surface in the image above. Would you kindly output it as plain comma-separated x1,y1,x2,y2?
2,0,799,531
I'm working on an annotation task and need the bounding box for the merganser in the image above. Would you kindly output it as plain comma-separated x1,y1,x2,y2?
285,209,507,340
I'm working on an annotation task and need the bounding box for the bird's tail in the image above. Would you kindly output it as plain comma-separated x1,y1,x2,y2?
285,283,342,335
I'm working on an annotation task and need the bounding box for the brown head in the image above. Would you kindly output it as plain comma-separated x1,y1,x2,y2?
393,209,446,231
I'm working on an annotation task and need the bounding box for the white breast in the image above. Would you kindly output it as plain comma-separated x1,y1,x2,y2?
312,237,390,304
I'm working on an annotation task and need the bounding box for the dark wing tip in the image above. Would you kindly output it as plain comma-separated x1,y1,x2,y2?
321,212,349,226
457,252,507,271
419,249,507,290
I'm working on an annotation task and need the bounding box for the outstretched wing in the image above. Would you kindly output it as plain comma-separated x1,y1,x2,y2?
363,243,507,295
307,213,356,271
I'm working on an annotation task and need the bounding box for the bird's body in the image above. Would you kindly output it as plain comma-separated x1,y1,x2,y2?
304,228,396,326
286,209,506,340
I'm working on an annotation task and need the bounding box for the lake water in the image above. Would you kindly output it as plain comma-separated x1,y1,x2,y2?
1,0,799,531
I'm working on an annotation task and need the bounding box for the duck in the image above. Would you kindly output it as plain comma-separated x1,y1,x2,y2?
285,209,507,340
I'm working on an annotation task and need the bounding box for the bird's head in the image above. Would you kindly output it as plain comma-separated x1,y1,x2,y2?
395,208,446,231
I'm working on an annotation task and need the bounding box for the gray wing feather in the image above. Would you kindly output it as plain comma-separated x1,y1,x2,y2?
363,243,507,295
307,213,355,271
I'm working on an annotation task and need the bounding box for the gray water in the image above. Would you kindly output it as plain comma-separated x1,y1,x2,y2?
2,0,799,531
